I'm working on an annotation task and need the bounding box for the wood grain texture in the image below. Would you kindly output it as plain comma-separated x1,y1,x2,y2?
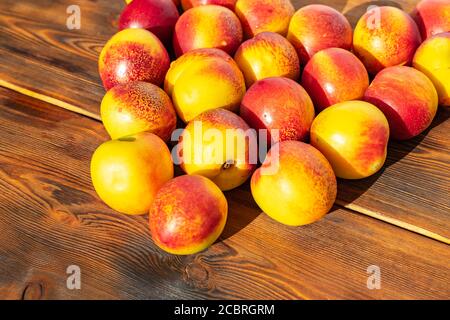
0,87,449,300
0,0,121,115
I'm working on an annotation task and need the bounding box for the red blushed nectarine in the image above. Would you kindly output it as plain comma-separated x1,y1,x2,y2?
173,5,243,57
301,48,369,112
287,4,352,63
234,32,300,87
119,0,179,46
240,77,315,145
353,6,421,75
412,0,450,40
310,101,390,179
235,0,294,38
98,28,170,90
179,108,257,191
101,81,177,142
166,49,246,122
251,141,337,226
164,48,241,97
149,175,228,255
364,66,438,140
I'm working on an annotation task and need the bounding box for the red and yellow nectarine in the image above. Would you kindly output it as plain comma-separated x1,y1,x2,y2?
91,132,174,215
164,48,241,97
235,0,294,38
173,5,243,56
240,77,314,145
353,6,421,75
234,32,300,87
251,141,337,226
287,4,352,63
98,28,170,90
149,175,228,255
100,81,177,141
119,0,179,46
181,0,236,11
364,66,438,140
413,32,450,107
310,101,389,179
412,0,450,40
301,48,369,112
166,49,246,122
179,108,256,191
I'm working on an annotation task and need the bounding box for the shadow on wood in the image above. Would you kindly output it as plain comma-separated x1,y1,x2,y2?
220,181,261,240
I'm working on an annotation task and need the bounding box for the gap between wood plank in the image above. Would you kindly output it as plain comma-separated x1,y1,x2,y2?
1,79,449,246
336,200,450,245
0,79,101,121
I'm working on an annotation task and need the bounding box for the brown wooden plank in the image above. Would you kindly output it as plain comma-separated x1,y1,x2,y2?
0,0,122,117
0,87,449,299
0,1,448,240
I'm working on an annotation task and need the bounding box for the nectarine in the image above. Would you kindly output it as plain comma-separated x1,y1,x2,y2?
240,77,314,145
149,175,227,255
251,141,337,226
125,0,181,7
287,4,352,63
100,81,177,141
167,50,246,122
119,0,179,46
235,0,294,38
173,5,243,56
164,48,240,97
353,6,421,75
364,66,438,140
310,101,389,179
412,0,450,40
179,108,257,191
90,132,174,215
98,28,170,90
234,32,300,87
181,0,236,11
301,48,369,112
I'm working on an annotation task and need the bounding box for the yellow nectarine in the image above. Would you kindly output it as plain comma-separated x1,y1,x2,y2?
167,51,246,122
413,32,450,107
179,108,256,191
90,132,173,215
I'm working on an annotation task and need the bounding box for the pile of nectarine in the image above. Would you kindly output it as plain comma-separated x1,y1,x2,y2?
92,0,449,255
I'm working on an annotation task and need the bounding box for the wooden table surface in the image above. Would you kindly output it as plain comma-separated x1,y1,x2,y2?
0,0,449,299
